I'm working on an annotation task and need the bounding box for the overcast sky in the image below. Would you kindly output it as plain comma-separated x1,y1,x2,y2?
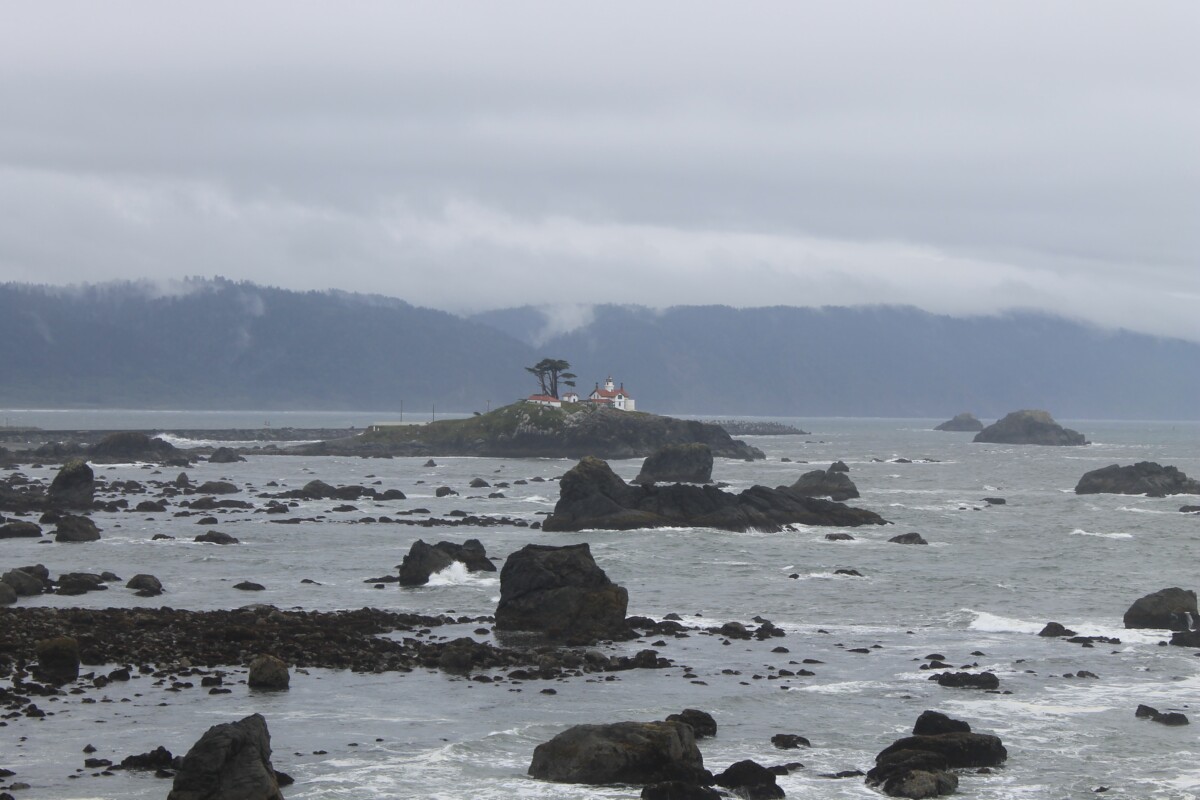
1,2,1197,340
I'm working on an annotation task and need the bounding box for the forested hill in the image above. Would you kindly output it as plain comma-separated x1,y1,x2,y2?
2,280,1198,419
0,280,532,411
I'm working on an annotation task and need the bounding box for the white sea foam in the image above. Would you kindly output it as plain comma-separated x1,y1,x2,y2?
1070,528,1133,539
965,609,1165,644
792,680,890,694
426,562,499,586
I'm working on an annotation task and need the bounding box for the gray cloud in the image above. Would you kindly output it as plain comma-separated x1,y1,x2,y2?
0,2,1196,340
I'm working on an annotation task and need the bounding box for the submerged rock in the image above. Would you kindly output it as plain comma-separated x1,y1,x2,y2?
934,413,984,432
634,443,714,485
1075,462,1200,497
495,542,631,643
542,457,887,533
528,720,707,785
398,538,497,586
166,713,284,800
973,410,1087,446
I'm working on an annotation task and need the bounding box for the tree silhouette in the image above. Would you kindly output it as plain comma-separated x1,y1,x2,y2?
525,358,576,398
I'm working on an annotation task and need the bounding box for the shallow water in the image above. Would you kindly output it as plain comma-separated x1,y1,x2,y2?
3,417,1200,798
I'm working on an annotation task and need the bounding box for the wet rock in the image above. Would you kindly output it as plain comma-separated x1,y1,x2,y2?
234,582,265,591
34,635,80,684
825,532,854,541
166,713,284,800
2,569,44,597
55,514,101,542
983,497,1006,505
208,447,246,464
496,543,631,644
435,486,458,497
633,443,714,485
0,581,15,606
771,734,811,749
0,521,42,538
713,759,784,798
665,709,717,739
1075,462,1200,497
1136,705,1189,726
869,727,1005,798
91,432,184,463
789,466,859,501
55,572,107,595
47,459,95,509
828,460,850,472
641,781,722,799
934,672,999,690
973,410,1087,446
126,574,164,596
398,538,497,586
469,477,490,488
1123,587,1198,630
543,456,887,533
1038,622,1076,637
195,530,239,545
889,532,928,545
195,481,240,495
119,745,177,770
528,720,707,785
247,654,290,690
912,711,971,736
934,413,984,432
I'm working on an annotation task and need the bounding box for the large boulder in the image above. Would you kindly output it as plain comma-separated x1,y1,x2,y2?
973,410,1087,446
0,521,43,538
869,722,1005,799
47,458,95,509
2,568,45,596
247,654,290,690
1075,462,1200,497
34,635,80,684
634,443,714,485
528,720,707,785
875,731,1007,768
495,542,631,643
196,481,240,495
934,413,984,432
398,538,496,586
789,466,860,501
90,431,184,463
543,456,887,533
0,580,15,605
1123,587,1198,630
167,713,284,800
126,573,164,597
55,514,101,542
209,447,246,464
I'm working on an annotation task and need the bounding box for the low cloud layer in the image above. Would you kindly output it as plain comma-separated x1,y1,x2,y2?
1,2,1196,340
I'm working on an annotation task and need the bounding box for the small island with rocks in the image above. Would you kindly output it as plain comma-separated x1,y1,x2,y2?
934,412,984,432
973,409,1088,446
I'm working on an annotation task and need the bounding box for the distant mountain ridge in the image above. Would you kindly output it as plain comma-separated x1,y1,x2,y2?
1,280,1197,419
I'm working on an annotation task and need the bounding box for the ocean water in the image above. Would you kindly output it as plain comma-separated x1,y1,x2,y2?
3,417,1200,798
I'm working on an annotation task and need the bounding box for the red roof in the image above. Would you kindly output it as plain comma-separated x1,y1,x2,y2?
527,394,560,402
590,388,633,399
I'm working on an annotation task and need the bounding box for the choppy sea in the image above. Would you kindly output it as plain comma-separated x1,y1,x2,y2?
3,415,1199,798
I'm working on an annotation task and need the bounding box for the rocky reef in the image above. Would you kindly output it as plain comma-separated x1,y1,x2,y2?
973,410,1087,446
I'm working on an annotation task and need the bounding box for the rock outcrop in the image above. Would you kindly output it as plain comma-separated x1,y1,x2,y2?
398,538,496,586
47,458,95,509
1075,462,1200,497
973,410,1087,446
495,543,631,643
90,431,185,463
934,413,984,432
528,720,707,785
542,457,887,533
167,713,284,800
1123,587,1198,630
54,515,101,542
34,635,80,684
247,654,290,690
0,521,42,538
788,466,859,501
126,574,164,597
634,443,714,485
209,447,246,463
868,715,1006,799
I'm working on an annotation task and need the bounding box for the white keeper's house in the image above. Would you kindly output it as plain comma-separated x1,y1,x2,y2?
587,376,636,411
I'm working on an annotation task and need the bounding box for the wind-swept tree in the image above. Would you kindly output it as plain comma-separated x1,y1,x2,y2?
525,358,576,398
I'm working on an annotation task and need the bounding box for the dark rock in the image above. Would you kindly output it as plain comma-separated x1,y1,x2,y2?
56,572,107,595
889,532,928,545
208,447,246,464
195,481,239,495
1038,622,1076,637
0,521,42,538
983,497,1007,505
126,574,164,596
234,582,265,591
1170,629,1200,647
528,720,707,785
1123,587,1198,630
771,733,811,749
119,745,176,770
91,432,184,463
543,456,887,533
1181,505,1200,513
789,467,860,501
1075,462,1200,497
634,443,714,485
495,542,631,643
828,460,850,472
0,581,15,606
2,569,45,597
665,709,717,739
1136,705,1189,726
935,413,984,432
973,410,1087,446
912,711,971,736
398,538,497,586
825,532,854,541
423,459,437,467
469,477,490,488
195,530,239,545
47,459,95,509
247,654,290,690
641,781,722,799
55,514,101,542
34,635,80,684
713,759,784,798
875,731,1007,768
435,486,457,497
136,499,168,512
166,713,284,800
935,671,999,690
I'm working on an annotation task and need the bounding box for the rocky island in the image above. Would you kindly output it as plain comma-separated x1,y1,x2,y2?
973,410,1088,446
1075,462,1200,497
934,412,984,432
300,403,766,460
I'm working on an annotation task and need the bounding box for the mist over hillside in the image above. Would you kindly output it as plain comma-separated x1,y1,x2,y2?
2,280,1197,419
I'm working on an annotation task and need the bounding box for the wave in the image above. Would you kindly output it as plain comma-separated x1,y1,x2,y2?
1070,528,1133,539
426,562,499,587
965,609,1164,644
